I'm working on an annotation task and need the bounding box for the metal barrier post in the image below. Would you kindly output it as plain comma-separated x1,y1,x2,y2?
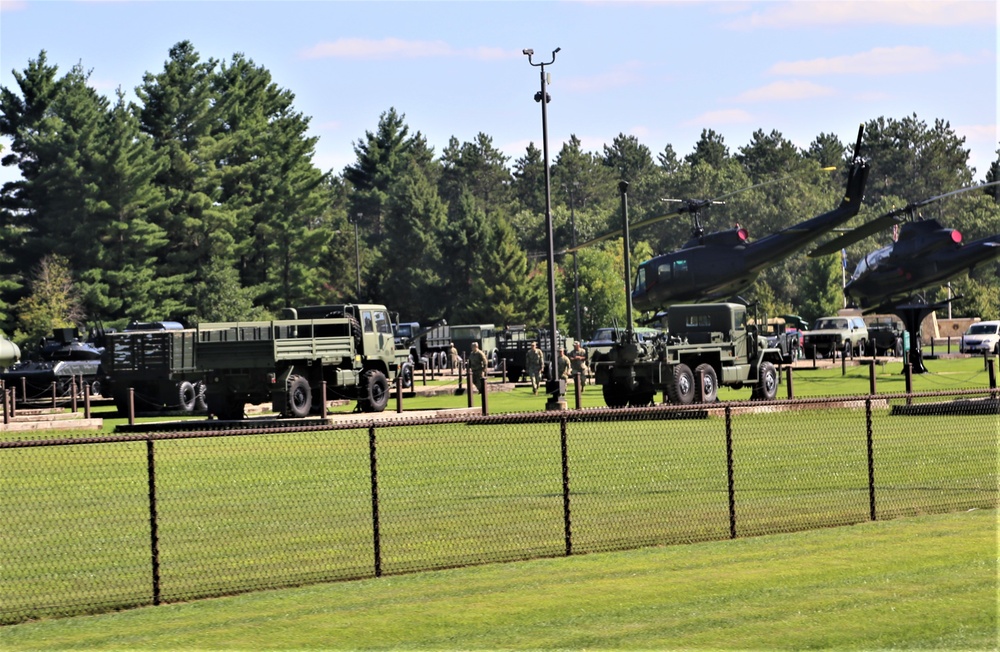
368,424,382,578
725,406,736,539
988,358,996,391
396,376,403,414
812,346,817,369
869,361,877,395
466,366,473,409
785,365,794,399
129,387,136,426
3,388,8,425
51,381,58,408
146,438,161,605
422,365,427,386
560,415,572,556
865,398,876,521
321,381,328,420
841,346,847,376
10,387,15,418
904,363,913,405
84,383,91,419
481,375,488,415
573,372,582,409
71,378,78,413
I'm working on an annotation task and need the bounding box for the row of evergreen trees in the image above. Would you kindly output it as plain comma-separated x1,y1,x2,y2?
2,41,998,346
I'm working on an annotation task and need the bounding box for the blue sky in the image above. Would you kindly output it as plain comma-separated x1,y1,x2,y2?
1,0,996,189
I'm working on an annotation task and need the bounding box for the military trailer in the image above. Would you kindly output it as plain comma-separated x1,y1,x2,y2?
199,303,412,420
102,321,204,415
592,303,784,408
421,323,499,370
496,326,574,383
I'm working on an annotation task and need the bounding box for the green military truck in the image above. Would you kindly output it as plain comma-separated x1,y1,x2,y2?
199,304,412,420
102,320,204,415
593,303,784,408
496,326,574,383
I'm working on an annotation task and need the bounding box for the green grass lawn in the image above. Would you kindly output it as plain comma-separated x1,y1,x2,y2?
1,508,994,650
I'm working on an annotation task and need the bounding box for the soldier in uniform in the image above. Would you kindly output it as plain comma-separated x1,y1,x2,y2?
525,341,544,394
568,341,588,391
448,342,459,374
469,341,488,394
557,347,571,381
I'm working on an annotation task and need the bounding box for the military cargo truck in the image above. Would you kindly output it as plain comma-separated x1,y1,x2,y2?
496,326,574,383
199,304,411,420
102,321,204,415
593,303,785,407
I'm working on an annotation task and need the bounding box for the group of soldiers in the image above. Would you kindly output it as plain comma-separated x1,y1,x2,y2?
463,340,591,396
525,341,589,394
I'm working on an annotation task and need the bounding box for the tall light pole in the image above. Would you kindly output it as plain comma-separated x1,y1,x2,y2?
524,46,565,410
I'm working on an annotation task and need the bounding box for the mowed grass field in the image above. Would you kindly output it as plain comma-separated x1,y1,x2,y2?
1,356,997,647
1,509,995,650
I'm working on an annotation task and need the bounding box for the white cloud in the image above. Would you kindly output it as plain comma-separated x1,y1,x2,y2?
735,80,836,102
769,46,977,76
728,0,994,29
299,38,517,61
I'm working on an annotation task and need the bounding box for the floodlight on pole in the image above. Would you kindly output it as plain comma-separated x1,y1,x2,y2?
524,46,565,410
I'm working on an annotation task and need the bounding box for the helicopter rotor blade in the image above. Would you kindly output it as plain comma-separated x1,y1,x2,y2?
558,165,837,255
809,180,1000,258
809,212,905,257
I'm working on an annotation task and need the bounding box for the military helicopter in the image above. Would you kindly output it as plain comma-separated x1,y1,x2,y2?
808,180,1000,372
563,126,871,312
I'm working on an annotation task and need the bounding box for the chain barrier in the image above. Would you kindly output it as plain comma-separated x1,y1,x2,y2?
1,388,996,624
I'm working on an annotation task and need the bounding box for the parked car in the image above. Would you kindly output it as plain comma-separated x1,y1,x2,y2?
959,321,1000,355
802,316,869,359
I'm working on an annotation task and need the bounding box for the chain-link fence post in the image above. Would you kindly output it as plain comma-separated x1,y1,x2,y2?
368,424,382,578
146,438,161,605
560,415,572,556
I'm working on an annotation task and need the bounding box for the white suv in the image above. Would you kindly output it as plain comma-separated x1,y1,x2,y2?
959,321,1000,355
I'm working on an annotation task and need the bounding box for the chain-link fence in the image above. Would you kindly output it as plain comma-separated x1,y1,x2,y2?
2,389,996,624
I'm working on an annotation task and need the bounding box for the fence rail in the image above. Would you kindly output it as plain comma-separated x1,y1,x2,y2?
2,389,996,625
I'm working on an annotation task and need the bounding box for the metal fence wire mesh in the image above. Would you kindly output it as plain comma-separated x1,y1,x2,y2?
1,390,996,625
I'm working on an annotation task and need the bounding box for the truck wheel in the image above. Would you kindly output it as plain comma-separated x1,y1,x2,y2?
627,390,654,407
667,363,696,405
694,363,718,403
286,375,312,418
489,349,499,369
178,381,197,412
361,369,389,413
89,379,103,398
207,390,244,421
194,381,208,411
602,380,629,408
506,364,523,383
400,362,414,389
752,361,778,401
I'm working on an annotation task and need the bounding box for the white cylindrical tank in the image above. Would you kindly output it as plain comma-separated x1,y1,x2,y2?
0,335,21,368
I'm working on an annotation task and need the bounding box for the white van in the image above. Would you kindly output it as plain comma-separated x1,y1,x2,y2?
959,321,1000,355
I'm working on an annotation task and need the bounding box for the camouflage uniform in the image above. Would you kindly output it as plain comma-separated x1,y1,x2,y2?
469,342,488,394
557,348,571,380
569,342,588,390
525,341,544,394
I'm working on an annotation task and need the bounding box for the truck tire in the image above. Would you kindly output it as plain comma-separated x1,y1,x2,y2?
194,381,208,411
286,375,312,418
667,363,696,405
694,363,718,403
360,369,389,413
400,362,414,389
752,361,778,401
506,364,523,383
178,381,197,412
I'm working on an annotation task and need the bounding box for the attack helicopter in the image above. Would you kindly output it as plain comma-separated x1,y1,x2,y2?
563,126,871,312
809,180,1000,373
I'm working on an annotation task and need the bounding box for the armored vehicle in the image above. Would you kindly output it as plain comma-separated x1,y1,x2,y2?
0,327,106,403
199,303,412,420
594,303,784,407
865,316,906,356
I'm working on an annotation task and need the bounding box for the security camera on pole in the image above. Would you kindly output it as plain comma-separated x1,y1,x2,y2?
523,46,566,410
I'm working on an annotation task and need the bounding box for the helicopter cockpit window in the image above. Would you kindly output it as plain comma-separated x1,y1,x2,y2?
673,260,689,277
656,263,671,281
851,245,891,281
634,267,646,293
